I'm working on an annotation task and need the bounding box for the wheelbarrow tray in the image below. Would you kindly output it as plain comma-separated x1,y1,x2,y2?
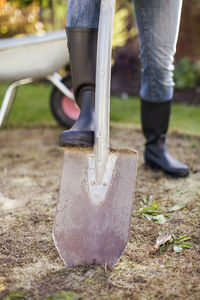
0,30,68,82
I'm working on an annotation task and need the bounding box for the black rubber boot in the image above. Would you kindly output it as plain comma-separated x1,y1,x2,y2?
59,28,98,147
141,99,190,177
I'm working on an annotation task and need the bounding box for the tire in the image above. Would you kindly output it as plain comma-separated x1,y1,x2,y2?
50,75,80,128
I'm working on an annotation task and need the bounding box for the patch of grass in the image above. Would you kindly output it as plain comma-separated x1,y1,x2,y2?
111,97,200,136
110,96,141,125
0,82,56,127
0,82,200,135
4,290,81,300
45,290,81,300
4,290,27,300
170,103,200,136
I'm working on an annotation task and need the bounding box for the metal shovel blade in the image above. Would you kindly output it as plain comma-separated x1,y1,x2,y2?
53,146,137,267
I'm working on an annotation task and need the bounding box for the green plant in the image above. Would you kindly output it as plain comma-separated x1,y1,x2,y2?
133,195,187,224
4,291,28,300
133,195,168,224
0,1,43,37
159,234,193,253
113,0,137,49
8,0,35,7
0,0,66,37
45,291,81,300
174,58,198,89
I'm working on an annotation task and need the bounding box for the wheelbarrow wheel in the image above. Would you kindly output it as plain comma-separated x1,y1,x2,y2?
50,75,80,128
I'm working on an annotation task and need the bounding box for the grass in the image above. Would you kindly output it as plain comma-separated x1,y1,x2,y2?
111,97,200,136
0,82,56,127
0,82,200,135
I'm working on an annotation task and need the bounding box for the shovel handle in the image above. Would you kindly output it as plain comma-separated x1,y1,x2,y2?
94,0,116,184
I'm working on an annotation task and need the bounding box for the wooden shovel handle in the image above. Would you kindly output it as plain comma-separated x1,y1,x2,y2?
94,0,116,185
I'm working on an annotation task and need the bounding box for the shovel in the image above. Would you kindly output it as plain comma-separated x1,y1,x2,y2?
53,0,138,267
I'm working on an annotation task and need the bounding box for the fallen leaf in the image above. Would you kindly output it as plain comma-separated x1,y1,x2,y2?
173,245,183,253
152,214,166,224
168,203,187,212
152,233,172,253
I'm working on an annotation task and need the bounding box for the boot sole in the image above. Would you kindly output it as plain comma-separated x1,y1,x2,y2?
145,160,190,178
59,131,94,148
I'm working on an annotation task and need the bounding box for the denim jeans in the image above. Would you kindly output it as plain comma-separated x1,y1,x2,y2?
66,0,183,102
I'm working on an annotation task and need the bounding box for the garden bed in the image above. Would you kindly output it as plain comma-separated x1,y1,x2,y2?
0,127,199,299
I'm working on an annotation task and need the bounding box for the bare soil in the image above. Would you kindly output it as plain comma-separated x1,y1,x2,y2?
0,127,200,300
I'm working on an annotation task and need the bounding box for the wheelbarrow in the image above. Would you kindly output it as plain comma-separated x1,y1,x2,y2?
0,30,79,128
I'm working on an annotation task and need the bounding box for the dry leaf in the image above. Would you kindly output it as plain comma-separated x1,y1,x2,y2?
151,233,172,253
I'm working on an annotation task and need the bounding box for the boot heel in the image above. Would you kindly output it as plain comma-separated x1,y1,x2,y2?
145,159,158,169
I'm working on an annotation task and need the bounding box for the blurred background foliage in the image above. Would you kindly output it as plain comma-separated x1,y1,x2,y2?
0,0,200,94
0,0,66,37
174,58,199,90
0,0,137,45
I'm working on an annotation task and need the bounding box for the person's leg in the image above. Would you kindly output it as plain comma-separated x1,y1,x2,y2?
67,0,100,28
59,0,101,147
133,0,189,177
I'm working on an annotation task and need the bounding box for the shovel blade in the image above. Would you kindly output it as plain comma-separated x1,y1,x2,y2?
53,147,137,267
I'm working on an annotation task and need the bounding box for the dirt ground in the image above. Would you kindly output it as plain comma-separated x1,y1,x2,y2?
0,127,200,300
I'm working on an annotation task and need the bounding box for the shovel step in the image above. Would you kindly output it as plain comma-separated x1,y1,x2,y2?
53,147,137,267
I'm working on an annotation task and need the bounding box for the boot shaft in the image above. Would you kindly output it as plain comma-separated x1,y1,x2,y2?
141,100,172,146
66,28,98,107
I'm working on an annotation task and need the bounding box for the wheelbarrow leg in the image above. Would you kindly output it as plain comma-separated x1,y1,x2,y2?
47,72,74,100
0,78,33,128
